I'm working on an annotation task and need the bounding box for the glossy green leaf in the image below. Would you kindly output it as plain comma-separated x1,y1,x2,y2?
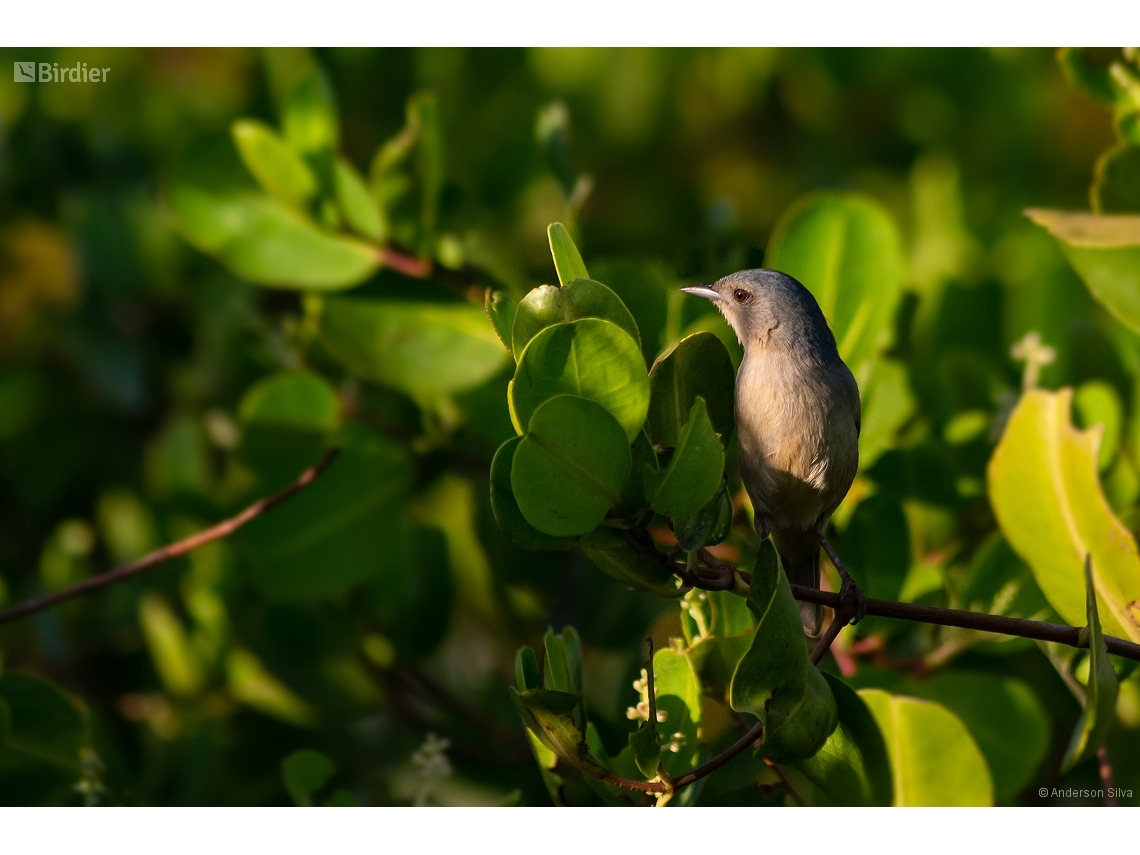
578,527,680,596
510,318,649,443
988,388,1140,642
645,331,735,449
1025,209,1140,334
168,136,378,290
912,671,1050,801
484,289,518,354
231,119,317,209
238,371,341,433
335,158,383,241
644,397,724,519
729,541,837,762
859,689,993,806
796,674,892,806
673,483,732,552
233,423,412,600
628,721,661,780
511,396,631,537
1061,558,1121,772
282,749,335,806
318,296,510,398
547,222,589,286
1093,144,1140,214
511,279,640,356
765,193,904,370
652,649,702,778
490,437,578,551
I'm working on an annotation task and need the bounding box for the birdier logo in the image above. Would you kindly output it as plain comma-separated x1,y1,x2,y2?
12,61,110,83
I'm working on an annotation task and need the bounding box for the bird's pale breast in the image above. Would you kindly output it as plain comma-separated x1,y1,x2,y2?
734,349,859,532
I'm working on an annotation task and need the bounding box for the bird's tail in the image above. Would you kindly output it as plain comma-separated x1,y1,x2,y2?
773,528,822,636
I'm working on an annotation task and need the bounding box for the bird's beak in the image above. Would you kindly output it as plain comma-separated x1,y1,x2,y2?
680,284,720,301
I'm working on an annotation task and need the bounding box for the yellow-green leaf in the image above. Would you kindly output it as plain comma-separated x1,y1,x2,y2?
988,388,1140,643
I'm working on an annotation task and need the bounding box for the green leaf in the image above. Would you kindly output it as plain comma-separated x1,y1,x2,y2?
954,533,1052,636
283,70,339,158
509,687,588,765
139,593,204,697
988,388,1140,643
672,483,732,552
335,158,383,241
231,119,317,209
628,722,661,780
911,671,1050,801
645,331,735,449
859,689,993,806
363,517,453,660
1093,144,1140,214
490,437,579,551
510,396,631,537
511,279,641,357
515,646,541,691
238,371,341,433
839,495,909,636
643,397,725,519
1061,557,1121,772
0,675,87,769
233,423,412,600
1074,380,1122,471
652,649,702,778
795,674,892,806
858,358,914,467
1058,47,1119,105
317,296,510,398
484,289,518,354
0,673,89,805
765,192,904,371
578,527,680,596
282,749,335,806
411,93,443,251
547,222,589,286
1025,209,1140,334
510,318,649,443
729,541,808,720
729,541,838,762
168,135,378,290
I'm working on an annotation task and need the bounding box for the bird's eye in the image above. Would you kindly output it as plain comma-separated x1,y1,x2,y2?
733,289,749,302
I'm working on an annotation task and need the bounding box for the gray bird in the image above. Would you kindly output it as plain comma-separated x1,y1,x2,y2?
682,269,863,635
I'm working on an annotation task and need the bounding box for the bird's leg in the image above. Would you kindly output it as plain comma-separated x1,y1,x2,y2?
817,531,866,625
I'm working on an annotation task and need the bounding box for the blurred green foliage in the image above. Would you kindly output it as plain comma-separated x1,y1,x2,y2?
2,46,1140,806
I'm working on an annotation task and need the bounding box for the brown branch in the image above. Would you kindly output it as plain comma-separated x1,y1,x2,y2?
0,449,340,627
656,543,1140,663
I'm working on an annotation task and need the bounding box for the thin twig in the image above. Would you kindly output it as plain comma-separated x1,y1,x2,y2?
810,601,856,666
0,449,340,627
658,545,1140,663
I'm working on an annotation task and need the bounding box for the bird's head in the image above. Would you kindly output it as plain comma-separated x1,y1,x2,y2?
681,268,835,355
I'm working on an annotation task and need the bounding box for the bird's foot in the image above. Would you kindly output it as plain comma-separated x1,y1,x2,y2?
818,531,865,626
